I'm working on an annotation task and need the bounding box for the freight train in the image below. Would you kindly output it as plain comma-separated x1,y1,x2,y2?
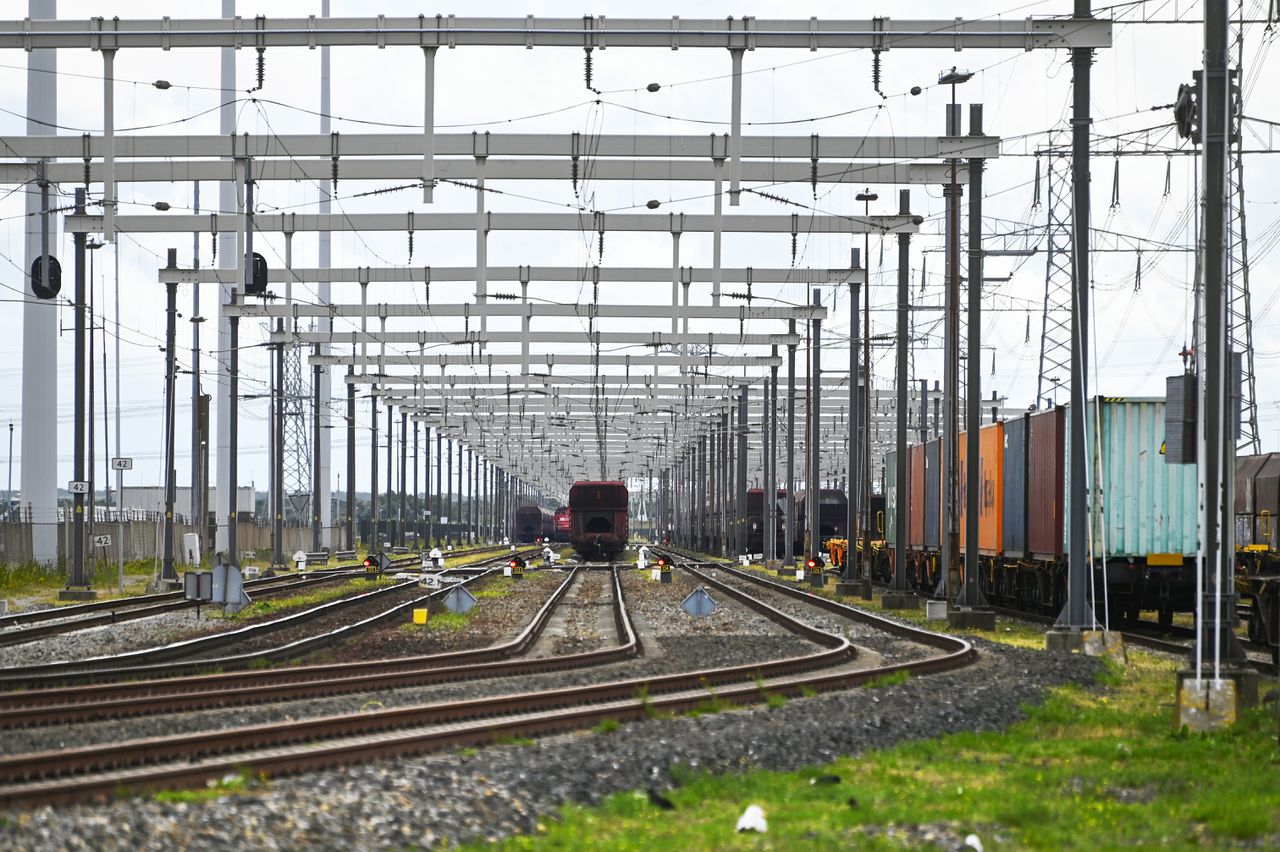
744,488,848,557
512,504,555,543
568,481,629,560
882,397,1279,654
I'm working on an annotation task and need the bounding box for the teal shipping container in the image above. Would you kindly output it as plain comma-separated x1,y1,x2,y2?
885,450,897,545
1064,398,1198,559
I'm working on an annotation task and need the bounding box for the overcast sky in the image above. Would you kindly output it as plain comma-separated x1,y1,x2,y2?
0,1,1277,497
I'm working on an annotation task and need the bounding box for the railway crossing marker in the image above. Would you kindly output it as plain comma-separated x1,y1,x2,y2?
442,585,476,615
682,587,717,618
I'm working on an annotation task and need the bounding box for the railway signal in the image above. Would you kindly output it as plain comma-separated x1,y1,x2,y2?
805,555,827,588
363,551,390,576
656,556,672,584
508,556,526,579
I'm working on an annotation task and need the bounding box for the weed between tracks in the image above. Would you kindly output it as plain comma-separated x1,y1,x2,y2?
151,768,267,804
487,634,1280,849
396,577,516,635
215,577,395,621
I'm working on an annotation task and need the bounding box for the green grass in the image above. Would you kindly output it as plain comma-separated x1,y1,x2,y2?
495,735,536,748
483,653,1280,850
865,670,910,689
1,559,157,605
475,577,516,599
219,577,393,620
152,768,265,803
593,718,620,735
0,562,64,598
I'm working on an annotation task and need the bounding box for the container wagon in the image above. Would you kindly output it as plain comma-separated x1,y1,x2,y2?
568,481,629,560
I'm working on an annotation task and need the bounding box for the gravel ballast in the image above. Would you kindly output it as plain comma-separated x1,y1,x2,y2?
1,638,1101,850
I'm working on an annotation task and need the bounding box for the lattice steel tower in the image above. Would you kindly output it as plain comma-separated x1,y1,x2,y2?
1227,35,1259,453
1036,144,1074,410
283,341,312,525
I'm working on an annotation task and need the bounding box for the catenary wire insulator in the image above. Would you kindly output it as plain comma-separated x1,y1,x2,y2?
1110,155,1120,209
597,231,605,263
331,157,339,195
871,50,887,99
255,48,266,92
583,48,594,90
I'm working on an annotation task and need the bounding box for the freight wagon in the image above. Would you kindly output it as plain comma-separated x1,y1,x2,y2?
513,504,555,543
796,489,849,556
1234,453,1280,656
745,488,787,557
568,481,629,560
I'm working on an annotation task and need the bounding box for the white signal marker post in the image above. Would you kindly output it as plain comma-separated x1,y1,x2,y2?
111,457,132,593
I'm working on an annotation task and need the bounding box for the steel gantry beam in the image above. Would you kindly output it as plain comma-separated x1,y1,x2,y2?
70,212,919,236
0,15,1112,51
165,266,866,287
0,158,968,187
0,132,999,162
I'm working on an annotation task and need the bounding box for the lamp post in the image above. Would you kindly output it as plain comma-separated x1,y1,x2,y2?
938,66,972,602
6,422,12,519
853,189,878,587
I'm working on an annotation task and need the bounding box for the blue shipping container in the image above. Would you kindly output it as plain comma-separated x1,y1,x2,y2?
1002,414,1028,557
1064,398,1198,558
924,439,941,549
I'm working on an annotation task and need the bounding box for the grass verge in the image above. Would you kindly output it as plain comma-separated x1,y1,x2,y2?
485,653,1279,849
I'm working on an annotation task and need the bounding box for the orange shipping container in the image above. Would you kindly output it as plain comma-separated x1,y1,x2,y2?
978,422,1005,554
958,423,1005,554
908,443,925,548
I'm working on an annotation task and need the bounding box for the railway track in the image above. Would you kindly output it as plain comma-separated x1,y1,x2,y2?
0,544,507,635
0,556,975,808
0,551,538,689
0,565,634,728
0,568,383,648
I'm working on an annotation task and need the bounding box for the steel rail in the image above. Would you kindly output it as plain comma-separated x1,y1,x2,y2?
0,565,628,727
0,559,979,807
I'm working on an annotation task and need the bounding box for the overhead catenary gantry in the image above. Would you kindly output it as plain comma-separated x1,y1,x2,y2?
4,10,1110,576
